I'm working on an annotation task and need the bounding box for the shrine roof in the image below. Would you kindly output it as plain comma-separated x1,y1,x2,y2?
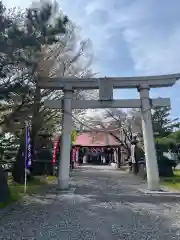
74,131,120,147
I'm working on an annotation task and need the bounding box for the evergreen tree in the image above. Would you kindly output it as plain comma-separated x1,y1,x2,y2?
10,2,69,183
0,2,12,79
152,106,180,138
0,2,18,100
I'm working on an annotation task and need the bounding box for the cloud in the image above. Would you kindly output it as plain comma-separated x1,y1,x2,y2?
5,0,28,9
59,0,180,117
6,0,180,75
88,0,180,75
118,0,180,75
4,0,180,117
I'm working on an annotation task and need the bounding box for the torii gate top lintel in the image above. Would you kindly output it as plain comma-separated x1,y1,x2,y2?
38,73,180,90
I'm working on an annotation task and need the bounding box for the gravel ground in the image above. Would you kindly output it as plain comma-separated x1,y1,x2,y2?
0,165,180,239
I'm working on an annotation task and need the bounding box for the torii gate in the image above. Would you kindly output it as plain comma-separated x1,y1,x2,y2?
38,74,180,190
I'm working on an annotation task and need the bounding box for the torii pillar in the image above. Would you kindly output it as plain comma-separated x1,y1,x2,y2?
58,88,73,189
138,84,159,190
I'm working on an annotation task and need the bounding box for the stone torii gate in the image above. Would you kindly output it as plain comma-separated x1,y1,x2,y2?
38,74,180,190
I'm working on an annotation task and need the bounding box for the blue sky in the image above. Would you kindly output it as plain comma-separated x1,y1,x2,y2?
5,0,180,117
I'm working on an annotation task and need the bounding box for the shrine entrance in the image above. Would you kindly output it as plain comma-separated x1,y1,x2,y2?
72,130,126,166
38,74,180,190
74,146,119,165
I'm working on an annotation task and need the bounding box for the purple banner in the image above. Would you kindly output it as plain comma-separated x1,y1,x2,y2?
25,124,31,169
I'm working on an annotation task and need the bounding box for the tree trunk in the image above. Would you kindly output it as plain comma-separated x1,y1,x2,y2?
12,132,26,183
0,164,10,202
117,148,121,168
109,132,131,161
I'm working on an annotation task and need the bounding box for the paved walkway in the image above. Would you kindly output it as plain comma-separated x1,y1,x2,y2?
1,165,180,239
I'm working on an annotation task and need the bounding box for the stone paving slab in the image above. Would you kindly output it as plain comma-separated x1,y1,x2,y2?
0,166,180,239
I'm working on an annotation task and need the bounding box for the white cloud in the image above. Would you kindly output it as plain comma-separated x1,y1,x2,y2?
4,0,180,117
84,0,180,75
118,4,180,75
6,0,180,75
5,0,30,9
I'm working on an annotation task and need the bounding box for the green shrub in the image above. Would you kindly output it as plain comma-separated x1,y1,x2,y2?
136,143,175,177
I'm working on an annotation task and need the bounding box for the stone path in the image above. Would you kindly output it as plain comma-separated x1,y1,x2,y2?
0,165,180,239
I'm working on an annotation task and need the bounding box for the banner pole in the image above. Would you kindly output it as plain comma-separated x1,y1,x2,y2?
24,123,28,193
24,169,27,193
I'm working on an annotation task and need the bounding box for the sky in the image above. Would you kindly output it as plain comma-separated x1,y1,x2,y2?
5,0,180,117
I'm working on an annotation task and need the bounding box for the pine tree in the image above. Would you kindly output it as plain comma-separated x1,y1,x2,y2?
0,2,12,79
152,106,180,138
10,2,69,183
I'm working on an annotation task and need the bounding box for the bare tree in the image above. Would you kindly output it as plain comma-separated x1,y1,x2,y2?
127,108,142,137
84,108,142,160
36,23,95,134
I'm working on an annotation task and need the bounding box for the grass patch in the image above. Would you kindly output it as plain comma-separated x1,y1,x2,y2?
161,169,180,190
46,175,57,183
174,169,180,177
0,175,57,209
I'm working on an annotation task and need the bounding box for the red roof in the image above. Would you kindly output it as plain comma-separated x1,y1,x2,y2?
74,131,120,147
